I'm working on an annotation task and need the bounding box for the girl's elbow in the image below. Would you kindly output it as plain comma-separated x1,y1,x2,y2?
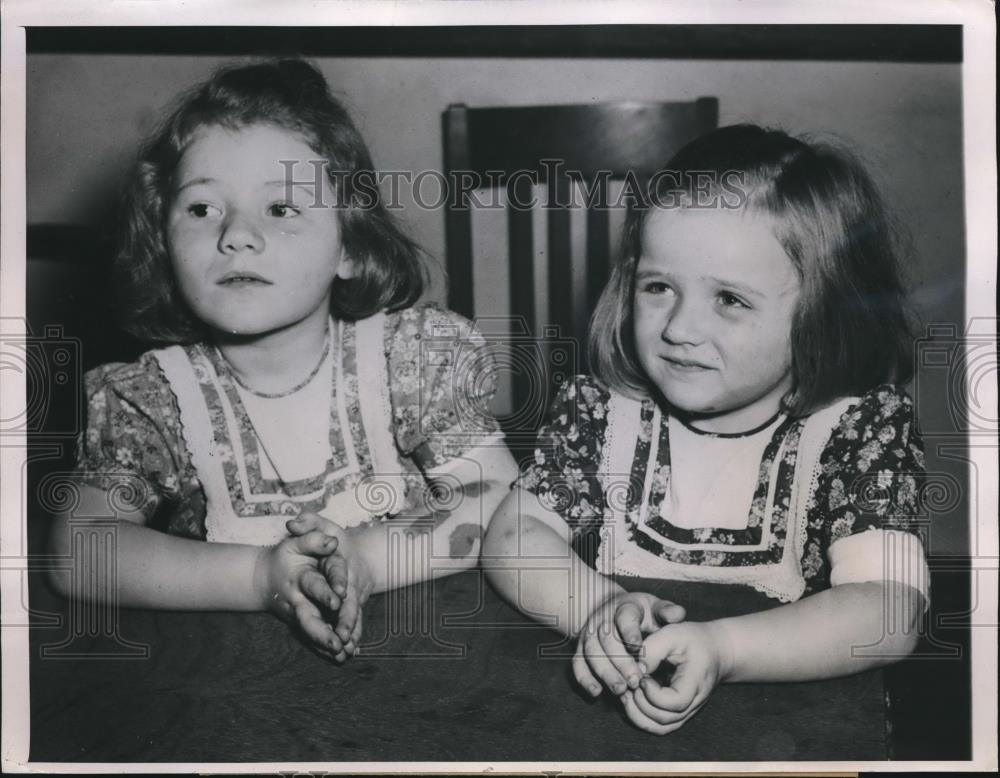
898,588,926,658
486,498,513,543
897,583,926,644
872,580,925,663
483,504,521,557
879,619,921,667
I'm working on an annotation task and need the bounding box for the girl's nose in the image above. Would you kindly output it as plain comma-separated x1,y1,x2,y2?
219,213,264,254
661,297,703,345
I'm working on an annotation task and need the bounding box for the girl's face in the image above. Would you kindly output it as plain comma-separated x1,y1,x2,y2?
166,123,351,338
633,207,800,433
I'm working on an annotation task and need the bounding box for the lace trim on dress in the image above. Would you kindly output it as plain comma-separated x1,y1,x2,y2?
152,345,296,546
597,389,859,602
749,396,856,602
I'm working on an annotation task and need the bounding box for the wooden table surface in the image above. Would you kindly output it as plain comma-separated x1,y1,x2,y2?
28,569,887,763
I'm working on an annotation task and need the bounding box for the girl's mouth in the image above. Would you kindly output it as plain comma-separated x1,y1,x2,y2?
218,272,273,286
662,356,713,371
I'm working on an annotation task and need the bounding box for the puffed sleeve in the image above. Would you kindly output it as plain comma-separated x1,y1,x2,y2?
802,386,929,602
515,375,610,541
388,304,502,472
75,355,199,531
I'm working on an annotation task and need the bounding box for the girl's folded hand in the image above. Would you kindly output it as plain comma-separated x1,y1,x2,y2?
287,513,374,659
253,528,347,662
574,591,686,698
621,621,732,734
319,544,372,656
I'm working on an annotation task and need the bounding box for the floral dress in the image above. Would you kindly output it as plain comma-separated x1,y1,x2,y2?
76,304,500,544
517,375,929,603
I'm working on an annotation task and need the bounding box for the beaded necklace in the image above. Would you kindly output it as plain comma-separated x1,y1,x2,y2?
215,326,332,399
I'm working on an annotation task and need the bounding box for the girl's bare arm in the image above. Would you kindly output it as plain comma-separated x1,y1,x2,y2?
483,487,624,637
345,444,520,595
708,579,923,682
47,485,265,610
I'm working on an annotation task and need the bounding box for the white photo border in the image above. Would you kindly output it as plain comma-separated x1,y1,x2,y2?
2,0,996,774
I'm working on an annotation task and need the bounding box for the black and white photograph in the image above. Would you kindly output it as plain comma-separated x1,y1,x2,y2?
1,0,996,772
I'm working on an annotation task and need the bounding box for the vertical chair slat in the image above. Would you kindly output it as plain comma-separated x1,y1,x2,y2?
443,104,474,318
507,174,537,434
584,177,611,371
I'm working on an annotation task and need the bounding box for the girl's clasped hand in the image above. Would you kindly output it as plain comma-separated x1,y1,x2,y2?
255,519,353,662
621,619,733,735
572,592,686,696
282,513,376,660
573,593,724,734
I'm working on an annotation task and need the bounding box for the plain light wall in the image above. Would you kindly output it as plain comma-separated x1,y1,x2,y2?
26,54,968,553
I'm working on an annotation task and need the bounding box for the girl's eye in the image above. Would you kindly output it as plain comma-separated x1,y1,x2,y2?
186,203,221,219
268,203,301,219
717,291,750,309
643,281,672,295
